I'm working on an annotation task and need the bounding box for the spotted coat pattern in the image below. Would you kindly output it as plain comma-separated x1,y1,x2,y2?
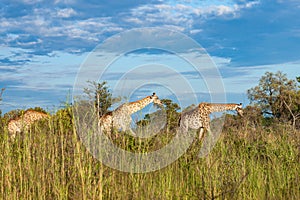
179,103,243,140
7,110,50,137
98,93,162,135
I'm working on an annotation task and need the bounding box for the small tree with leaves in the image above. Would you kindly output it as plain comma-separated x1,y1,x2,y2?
161,99,181,133
135,99,180,133
84,81,113,118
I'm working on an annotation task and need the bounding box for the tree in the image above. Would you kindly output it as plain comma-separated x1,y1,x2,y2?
83,81,113,117
248,71,300,129
136,114,150,127
282,89,300,129
161,99,181,133
247,71,297,119
135,99,180,133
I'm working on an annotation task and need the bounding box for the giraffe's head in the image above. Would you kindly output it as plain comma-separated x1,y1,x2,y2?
150,92,162,106
235,103,243,116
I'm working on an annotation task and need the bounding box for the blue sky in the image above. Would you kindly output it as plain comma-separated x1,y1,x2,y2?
0,0,299,114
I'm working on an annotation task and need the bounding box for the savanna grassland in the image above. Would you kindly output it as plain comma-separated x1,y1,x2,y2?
0,106,299,200
0,72,299,199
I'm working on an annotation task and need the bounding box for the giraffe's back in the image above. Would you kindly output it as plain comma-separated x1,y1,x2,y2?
23,110,49,122
7,110,50,136
180,104,211,131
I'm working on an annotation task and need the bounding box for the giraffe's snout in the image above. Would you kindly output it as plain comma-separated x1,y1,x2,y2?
237,108,243,116
151,92,163,107
236,103,243,117
154,98,163,107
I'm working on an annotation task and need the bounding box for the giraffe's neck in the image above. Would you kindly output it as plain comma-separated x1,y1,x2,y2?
208,103,239,113
127,96,152,114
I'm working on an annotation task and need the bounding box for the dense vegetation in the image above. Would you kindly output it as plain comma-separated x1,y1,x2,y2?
0,71,299,199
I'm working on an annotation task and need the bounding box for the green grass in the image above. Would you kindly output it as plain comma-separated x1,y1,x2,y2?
0,113,299,200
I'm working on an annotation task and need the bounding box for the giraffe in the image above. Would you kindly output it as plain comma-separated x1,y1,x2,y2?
179,103,243,140
98,93,162,136
7,109,50,138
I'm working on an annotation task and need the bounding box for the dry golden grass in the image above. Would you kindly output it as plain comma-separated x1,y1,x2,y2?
0,108,299,199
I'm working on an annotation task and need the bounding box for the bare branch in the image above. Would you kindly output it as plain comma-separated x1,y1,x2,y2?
0,88,5,102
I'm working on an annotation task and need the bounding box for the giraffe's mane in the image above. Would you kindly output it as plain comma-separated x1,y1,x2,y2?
9,109,49,121
199,102,240,107
25,109,48,114
210,103,240,106
128,96,151,105
102,111,113,117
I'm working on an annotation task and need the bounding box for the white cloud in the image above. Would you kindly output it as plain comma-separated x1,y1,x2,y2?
192,1,259,17
221,60,300,93
1,0,299,114
56,8,77,18
0,0,261,55
128,4,194,28
161,25,185,32
0,12,121,45
123,17,144,24
4,34,19,43
20,0,44,4
0,48,83,91
54,0,75,4
17,38,43,46
244,1,260,8
127,1,260,32
190,29,202,34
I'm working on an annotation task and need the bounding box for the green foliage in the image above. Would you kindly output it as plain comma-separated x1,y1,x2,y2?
52,106,73,133
247,71,300,128
136,114,150,127
1,73,300,199
3,109,24,121
161,99,181,133
27,107,48,114
135,99,180,133
182,104,196,112
83,81,113,117
248,71,296,117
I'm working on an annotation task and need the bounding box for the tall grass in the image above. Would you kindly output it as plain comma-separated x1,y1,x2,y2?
0,111,299,199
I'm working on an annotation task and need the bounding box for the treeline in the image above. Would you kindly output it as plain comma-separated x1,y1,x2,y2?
0,72,299,199
0,71,299,134
137,71,300,132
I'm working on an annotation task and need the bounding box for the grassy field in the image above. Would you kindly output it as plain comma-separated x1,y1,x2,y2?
0,110,299,200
